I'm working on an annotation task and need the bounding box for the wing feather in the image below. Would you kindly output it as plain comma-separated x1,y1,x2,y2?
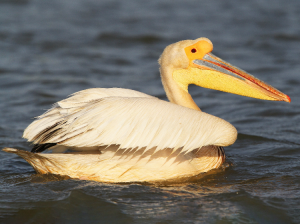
23,88,237,154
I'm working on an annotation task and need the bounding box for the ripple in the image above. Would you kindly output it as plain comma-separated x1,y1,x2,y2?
0,190,133,224
95,32,163,45
273,33,300,42
0,0,29,5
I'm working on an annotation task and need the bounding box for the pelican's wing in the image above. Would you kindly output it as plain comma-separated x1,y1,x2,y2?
25,87,154,122
23,89,237,154
57,88,154,108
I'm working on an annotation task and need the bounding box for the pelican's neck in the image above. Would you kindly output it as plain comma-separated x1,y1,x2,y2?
160,65,201,111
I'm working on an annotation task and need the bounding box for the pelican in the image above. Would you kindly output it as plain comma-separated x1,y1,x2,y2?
3,38,290,183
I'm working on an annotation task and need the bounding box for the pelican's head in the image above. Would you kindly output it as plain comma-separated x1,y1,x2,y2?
159,38,290,103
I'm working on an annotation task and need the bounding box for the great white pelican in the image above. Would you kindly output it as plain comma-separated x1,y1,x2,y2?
3,38,290,183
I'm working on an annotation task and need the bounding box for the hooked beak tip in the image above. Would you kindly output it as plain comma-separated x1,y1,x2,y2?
286,95,291,103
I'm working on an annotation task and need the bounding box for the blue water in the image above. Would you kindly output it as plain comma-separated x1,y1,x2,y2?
0,0,300,223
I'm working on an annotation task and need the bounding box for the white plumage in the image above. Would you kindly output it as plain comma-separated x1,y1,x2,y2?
23,88,237,154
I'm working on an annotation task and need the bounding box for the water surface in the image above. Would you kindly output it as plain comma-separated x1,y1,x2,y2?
0,0,300,223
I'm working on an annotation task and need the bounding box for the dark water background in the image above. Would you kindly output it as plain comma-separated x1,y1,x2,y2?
0,0,300,223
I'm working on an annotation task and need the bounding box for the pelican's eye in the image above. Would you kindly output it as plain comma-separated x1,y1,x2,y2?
191,48,197,53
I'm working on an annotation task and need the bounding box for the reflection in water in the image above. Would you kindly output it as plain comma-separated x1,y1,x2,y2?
0,165,298,223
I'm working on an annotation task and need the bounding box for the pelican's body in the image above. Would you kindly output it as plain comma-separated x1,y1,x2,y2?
3,38,290,183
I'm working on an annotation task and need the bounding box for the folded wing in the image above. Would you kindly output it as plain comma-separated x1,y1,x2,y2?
23,88,237,154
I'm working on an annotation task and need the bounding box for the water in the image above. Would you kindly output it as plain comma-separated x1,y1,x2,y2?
0,0,300,223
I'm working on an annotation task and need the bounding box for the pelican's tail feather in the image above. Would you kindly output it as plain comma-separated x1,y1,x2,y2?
2,148,123,182
2,148,63,174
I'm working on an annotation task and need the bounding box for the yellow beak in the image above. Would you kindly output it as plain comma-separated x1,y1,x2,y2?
173,53,290,103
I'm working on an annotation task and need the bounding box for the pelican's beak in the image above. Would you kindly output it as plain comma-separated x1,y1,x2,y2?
186,53,290,102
